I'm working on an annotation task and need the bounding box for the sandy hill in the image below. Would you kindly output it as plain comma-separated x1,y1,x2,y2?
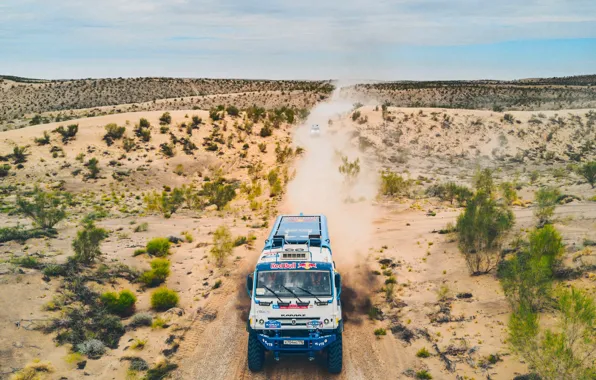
0,77,333,123
343,74,596,111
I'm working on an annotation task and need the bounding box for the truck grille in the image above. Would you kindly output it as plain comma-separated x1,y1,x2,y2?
268,317,320,327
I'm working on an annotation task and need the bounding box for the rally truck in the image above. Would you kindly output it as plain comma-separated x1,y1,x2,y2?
245,214,343,373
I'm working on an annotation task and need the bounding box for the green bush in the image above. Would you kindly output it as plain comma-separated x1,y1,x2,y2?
103,124,126,146
500,225,563,312
0,226,56,243
34,131,51,145
42,263,65,277
456,191,514,274
85,158,100,179
0,164,10,177
338,156,360,183
473,168,495,194
380,170,411,197
416,347,431,358
100,289,137,316
139,258,171,287
578,161,596,188
54,124,78,143
146,238,170,257
200,179,236,210
160,143,175,157
233,236,248,247
12,255,41,269
73,221,109,264
534,187,561,226
12,146,29,164
509,287,596,380
416,370,433,379
499,182,518,205
373,328,386,336
259,124,272,137
144,188,184,218
145,360,179,380
151,288,179,311
17,188,67,229
159,112,172,125
211,225,233,267
226,105,240,117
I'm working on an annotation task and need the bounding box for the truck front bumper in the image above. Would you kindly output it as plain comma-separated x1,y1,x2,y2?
257,332,337,352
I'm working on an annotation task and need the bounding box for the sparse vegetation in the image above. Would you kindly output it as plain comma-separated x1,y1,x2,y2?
578,161,596,188
456,191,514,275
500,225,563,312
103,123,126,146
72,221,109,264
211,225,234,267
34,131,51,145
200,178,236,210
159,112,172,125
416,347,431,358
100,289,137,316
151,287,179,311
139,258,171,287
534,187,561,226
54,124,78,143
380,170,411,197
17,188,67,230
338,155,360,183
146,237,171,257
85,158,100,179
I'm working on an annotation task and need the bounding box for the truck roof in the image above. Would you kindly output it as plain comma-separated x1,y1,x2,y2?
258,214,333,268
265,215,330,248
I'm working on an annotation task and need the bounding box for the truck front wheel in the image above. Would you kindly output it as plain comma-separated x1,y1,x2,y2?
247,334,265,372
327,334,343,374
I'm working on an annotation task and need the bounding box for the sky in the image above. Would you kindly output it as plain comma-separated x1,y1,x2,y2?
1,0,595,80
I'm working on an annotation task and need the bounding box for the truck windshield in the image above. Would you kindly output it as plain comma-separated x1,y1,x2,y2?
256,270,332,297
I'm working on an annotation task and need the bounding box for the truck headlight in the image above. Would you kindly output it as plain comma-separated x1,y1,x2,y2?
324,319,329,325
258,319,264,325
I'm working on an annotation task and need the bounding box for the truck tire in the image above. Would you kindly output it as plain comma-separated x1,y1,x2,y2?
247,334,265,372
327,334,343,374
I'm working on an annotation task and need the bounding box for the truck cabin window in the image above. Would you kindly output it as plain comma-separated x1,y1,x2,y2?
256,270,332,297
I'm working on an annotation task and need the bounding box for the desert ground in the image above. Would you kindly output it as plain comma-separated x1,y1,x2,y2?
1,77,595,380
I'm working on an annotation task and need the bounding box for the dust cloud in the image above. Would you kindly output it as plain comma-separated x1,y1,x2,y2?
283,82,380,315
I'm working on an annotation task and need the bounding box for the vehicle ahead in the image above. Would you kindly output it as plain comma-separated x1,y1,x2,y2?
310,124,321,136
246,214,343,373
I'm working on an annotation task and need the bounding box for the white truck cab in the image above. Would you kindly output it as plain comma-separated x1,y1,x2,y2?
246,214,343,373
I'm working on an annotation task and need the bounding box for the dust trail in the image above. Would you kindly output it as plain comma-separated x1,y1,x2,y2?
283,81,380,314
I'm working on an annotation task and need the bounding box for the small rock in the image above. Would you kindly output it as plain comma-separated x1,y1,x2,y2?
456,292,473,299
77,361,87,370
168,236,184,244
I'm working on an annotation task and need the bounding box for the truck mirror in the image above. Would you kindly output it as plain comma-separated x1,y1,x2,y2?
334,273,341,296
246,274,253,296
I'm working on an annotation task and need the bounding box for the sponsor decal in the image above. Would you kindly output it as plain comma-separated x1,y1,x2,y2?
284,216,318,222
264,320,281,329
270,262,296,270
256,309,270,314
306,320,323,328
268,262,319,270
273,304,309,309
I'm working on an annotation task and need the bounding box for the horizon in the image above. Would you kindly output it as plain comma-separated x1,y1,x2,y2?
2,72,596,83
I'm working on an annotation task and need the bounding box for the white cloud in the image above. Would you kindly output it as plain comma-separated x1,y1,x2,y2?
0,0,595,78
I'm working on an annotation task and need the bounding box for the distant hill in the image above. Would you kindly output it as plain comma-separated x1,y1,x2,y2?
0,77,334,122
